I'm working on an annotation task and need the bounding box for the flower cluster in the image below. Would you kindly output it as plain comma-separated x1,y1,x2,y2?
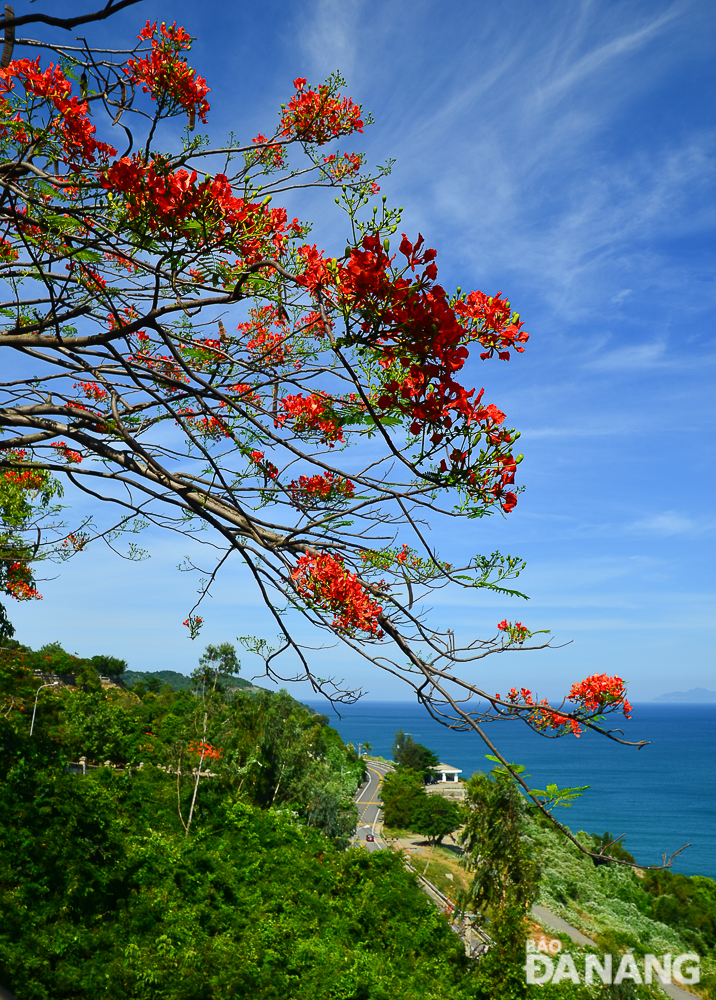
239,305,290,368
125,21,210,125
188,739,223,761
189,414,231,440
295,235,520,437
130,346,190,385
280,77,364,145
67,262,107,294
0,238,18,262
249,451,278,479
497,619,530,643
0,58,116,166
101,158,290,255
183,615,203,639
454,290,528,361
288,471,355,507
247,133,286,170
50,441,82,464
496,671,631,739
61,531,89,552
292,550,383,638
568,673,632,717
0,450,47,493
496,687,584,737
73,381,108,403
4,560,41,600
295,232,524,510
276,392,343,445
225,383,262,409
322,151,362,180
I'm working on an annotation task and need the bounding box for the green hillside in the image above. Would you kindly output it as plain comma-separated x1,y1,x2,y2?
0,641,476,1000
122,668,265,693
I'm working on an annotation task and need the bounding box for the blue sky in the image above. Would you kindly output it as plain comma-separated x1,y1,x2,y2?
9,0,715,703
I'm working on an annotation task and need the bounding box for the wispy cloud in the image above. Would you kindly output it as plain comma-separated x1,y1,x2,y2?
629,512,712,536
358,0,715,332
584,340,667,371
298,0,365,81
533,3,685,107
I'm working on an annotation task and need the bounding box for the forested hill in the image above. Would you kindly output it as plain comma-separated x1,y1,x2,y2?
0,640,476,1000
122,668,266,693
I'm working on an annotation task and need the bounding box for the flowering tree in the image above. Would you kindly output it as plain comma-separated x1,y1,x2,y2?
0,6,668,863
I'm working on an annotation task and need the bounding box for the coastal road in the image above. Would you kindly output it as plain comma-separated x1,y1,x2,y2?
354,760,393,851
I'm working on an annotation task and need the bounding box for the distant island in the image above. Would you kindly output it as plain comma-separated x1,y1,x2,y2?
653,687,716,703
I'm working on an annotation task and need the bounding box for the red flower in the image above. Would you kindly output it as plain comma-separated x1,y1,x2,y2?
249,450,278,479
247,133,286,170
0,57,116,165
73,381,108,403
497,619,530,643
4,561,41,601
292,231,525,512
292,551,383,638
183,615,203,639
276,392,343,445
280,79,364,145
288,472,355,507
188,739,222,760
568,673,631,716
322,151,362,180
239,305,289,367
51,441,82,464
101,159,290,255
125,21,210,125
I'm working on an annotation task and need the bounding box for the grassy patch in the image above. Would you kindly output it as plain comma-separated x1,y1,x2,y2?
383,827,472,897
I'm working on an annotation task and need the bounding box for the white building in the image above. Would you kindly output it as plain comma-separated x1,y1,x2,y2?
430,762,463,783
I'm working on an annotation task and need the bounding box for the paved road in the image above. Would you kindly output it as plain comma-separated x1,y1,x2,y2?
354,760,392,851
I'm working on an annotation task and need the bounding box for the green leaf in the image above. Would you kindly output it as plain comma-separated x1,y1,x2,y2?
531,782,590,812
485,754,528,777
44,214,82,230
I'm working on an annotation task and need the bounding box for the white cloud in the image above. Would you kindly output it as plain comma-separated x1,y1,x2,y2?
584,340,667,371
533,3,684,108
298,0,365,81
629,511,708,536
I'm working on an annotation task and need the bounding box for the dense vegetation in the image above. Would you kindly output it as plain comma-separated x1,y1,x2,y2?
3,642,716,998
2,636,127,691
123,668,263,694
0,641,479,1000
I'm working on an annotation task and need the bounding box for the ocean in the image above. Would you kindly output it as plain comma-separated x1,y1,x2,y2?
309,700,716,878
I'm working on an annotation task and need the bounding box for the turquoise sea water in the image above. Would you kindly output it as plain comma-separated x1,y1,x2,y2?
309,701,716,878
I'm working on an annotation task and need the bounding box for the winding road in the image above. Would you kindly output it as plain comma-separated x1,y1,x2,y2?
354,759,392,851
